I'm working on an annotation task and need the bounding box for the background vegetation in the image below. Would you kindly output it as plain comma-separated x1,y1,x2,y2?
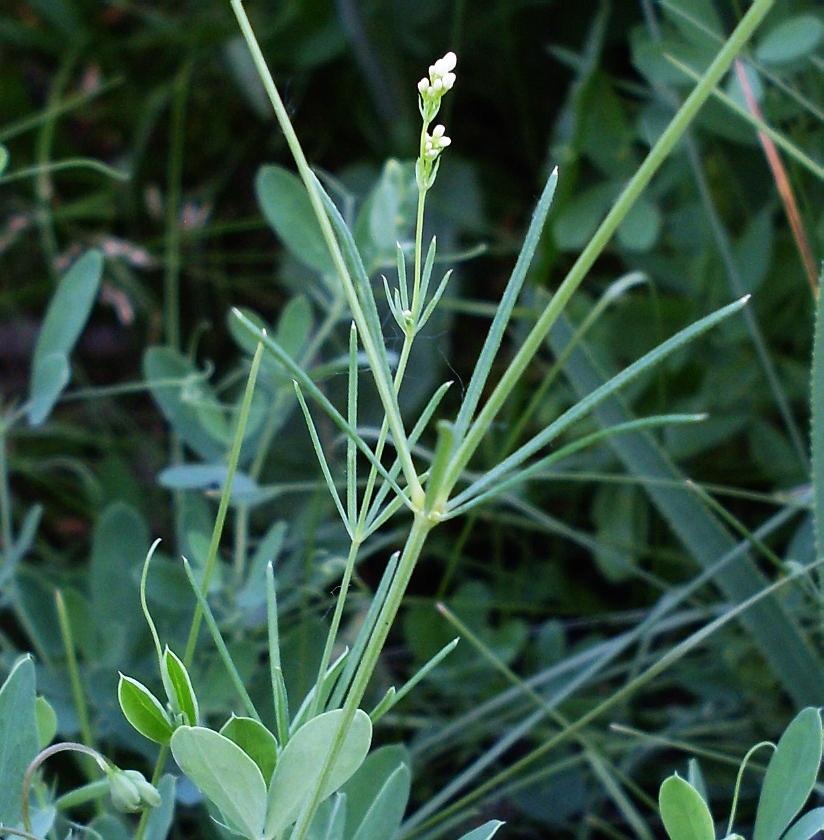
0,0,822,838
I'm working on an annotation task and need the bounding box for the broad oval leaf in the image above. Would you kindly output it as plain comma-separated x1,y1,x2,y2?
220,715,279,783
162,647,199,726
256,165,335,275
0,144,8,176
756,15,823,66
754,708,823,840
659,774,715,840
171,725,267,839
27,351,69,426
265,709,372,838
118,674,174,745
456,820,505,840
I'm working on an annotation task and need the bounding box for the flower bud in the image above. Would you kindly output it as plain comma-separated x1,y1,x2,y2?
109,768,161,813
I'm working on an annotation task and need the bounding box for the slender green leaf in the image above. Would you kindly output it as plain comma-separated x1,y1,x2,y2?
453,167,559,441
162,647,199,726
754,708,822,840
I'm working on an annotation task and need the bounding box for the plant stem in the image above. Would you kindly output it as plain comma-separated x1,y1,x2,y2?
229,0,421,498
289,513,434,840
183,337,265,667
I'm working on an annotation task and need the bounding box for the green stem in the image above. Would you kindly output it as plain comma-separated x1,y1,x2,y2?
249,292,347,482
229,0,420,499
54,591,97,786
183,338,265,667
289,514,434,840
439,0,777,500
20,742,108,832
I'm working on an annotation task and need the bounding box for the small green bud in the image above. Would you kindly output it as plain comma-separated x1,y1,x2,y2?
109,767,161,813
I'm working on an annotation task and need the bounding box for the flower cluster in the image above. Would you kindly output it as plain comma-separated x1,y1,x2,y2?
423,124,452,160
416,51,457,189
417,51,457,101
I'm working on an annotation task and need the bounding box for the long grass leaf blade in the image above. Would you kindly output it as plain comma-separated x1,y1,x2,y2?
449,297,746,513
548,309,823,708
452,169,559,442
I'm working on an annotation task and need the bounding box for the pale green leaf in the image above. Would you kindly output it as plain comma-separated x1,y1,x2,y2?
659,775,716,840
456,820,506,840
256,165,335,274
171,726,267,839
756,15,823,66
754,708,822,840
0,656,39,828
265,709,372,837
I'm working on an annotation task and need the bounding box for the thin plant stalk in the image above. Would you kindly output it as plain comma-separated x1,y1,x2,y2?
229,0,421,499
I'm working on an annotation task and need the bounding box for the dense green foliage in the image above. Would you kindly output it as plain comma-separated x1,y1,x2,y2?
0,0,822,838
